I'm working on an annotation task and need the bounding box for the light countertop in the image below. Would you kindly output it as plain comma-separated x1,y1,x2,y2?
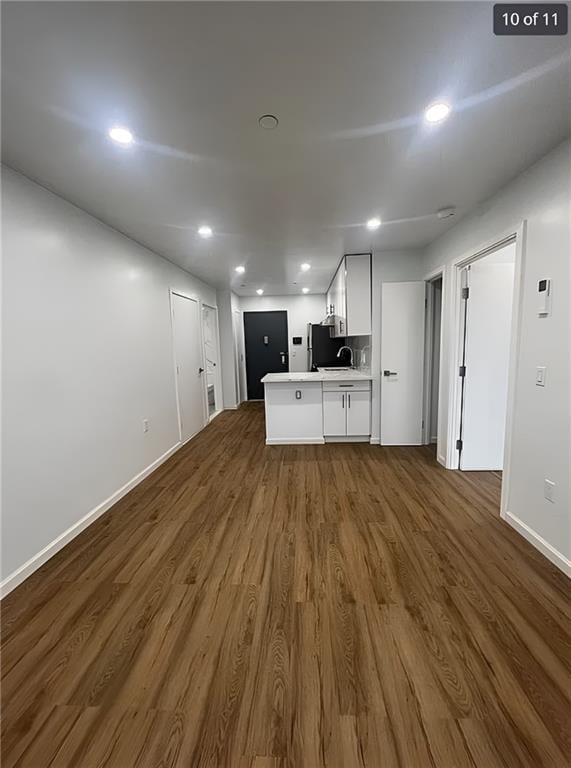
261,369,374,384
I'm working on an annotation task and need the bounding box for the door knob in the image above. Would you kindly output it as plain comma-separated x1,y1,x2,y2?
383,370,398,376
198,367,204,374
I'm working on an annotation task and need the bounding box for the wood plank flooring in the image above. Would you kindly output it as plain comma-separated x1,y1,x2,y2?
2,402,570,767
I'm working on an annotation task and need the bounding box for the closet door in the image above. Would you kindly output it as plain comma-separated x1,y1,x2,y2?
171,292,206,441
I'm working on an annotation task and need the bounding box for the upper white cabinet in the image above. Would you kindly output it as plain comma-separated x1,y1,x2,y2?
327,253,371,337
345,254,372,336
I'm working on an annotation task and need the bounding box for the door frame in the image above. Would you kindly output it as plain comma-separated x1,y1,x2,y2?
444,221,526,520
422,266,445,455
169,288,208,442
201,302,223,422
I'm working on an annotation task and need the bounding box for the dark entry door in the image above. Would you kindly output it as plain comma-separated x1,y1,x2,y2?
244,311,289,399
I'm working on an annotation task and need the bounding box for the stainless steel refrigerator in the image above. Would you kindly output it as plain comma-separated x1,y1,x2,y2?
307,323,346,371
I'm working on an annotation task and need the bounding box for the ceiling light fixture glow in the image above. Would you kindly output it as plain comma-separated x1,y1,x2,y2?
108,126,134,145
256,288,264,295
424,102,451,124
366,217,381,231
302,287,310,294
235,265,246,274
198,225,213,239
300,263,311,272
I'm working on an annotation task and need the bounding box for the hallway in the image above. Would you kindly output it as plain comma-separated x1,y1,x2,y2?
2,404,570,767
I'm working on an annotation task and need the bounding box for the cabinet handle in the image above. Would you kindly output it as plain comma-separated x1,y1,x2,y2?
342,394,345,409
348,394,351,408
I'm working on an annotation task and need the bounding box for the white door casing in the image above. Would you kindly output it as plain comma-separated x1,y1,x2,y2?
380,281,426,445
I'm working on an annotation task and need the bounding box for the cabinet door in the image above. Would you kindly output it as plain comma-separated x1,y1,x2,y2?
331,261,347,338
323,391,347,436
346,390,371,436
337,259,347,337
345,254,371,336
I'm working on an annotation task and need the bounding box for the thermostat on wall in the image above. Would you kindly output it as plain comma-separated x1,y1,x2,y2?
538,278,551,317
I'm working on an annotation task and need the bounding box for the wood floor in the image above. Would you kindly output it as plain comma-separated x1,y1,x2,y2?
2,403,570,767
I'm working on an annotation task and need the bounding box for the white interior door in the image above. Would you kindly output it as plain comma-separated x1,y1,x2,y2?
171,292,205,441
380,282,426,445
202,304,222,418
460,247,515,470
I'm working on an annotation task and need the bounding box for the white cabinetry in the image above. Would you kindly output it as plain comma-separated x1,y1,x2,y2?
346,390,371,435
264,381,324,444
327,253,371,337
323,391,347,436
322,381,371,437
345,254,372,336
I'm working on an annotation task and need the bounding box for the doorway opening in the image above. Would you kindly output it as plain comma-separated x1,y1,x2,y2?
455,240,516,472
201,304,223,421
243,310,289,400
423,274,443,454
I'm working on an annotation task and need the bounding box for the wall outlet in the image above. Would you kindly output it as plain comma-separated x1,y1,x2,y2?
143,419,149,433
544,479,555,503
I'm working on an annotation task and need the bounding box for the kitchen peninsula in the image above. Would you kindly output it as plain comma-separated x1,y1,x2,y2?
261,369,374,445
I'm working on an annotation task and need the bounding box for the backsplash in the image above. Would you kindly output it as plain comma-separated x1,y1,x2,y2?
346,335,371,371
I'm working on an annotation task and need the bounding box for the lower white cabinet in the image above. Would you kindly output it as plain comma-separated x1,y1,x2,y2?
264,381,324,444
323,391,347,436
346,390,371,435
323,382,371,437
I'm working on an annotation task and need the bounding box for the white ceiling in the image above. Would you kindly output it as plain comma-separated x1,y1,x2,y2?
2,2,570,295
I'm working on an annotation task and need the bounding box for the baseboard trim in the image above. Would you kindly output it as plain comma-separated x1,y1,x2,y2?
369,436,380,445
324,436,370,443
437,453,446,467
0,441,182,599
224,405,239,410
505,511,571,578
265,437,325,445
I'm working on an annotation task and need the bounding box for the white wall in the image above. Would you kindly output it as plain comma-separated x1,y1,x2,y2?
423,138,571,572
216,289,240,409
239,294,326,374
370,250,426,442
1,166,217,592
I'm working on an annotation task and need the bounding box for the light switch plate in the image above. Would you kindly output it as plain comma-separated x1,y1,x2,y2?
536,366,546,386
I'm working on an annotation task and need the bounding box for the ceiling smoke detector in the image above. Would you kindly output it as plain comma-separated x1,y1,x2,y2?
259,114,279,130
437,207,456,220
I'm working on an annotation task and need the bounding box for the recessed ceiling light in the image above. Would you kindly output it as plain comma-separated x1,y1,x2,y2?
198,225,213,239
366,217,381,231
424,102,451,124
256,288,264,295
259,114,279,130
235,265,246,274
108,126,134,145
300,263,311,272
302,287,310,294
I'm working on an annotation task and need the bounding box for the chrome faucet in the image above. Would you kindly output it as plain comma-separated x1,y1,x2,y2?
337,345,353,366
